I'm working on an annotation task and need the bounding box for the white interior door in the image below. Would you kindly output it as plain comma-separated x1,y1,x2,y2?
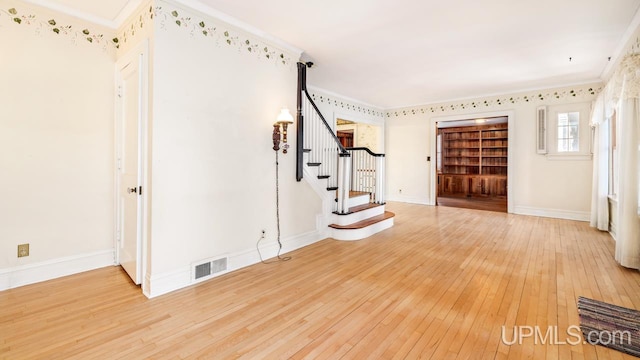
116,46,146,285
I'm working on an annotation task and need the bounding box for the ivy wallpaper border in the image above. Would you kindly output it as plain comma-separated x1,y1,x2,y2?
385,85,602,118
0,5,116,50
154,5,294,67
1,1,296,66
310,93,385,118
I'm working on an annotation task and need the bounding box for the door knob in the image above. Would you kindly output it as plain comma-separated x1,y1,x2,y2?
127,187,138,194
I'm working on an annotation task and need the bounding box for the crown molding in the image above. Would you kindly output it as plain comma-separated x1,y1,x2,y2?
113,0,146,28
20,0,117,28
600,5,640,81
306,84,382,110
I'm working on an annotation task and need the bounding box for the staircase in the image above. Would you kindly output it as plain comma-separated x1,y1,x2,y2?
328,198,395,241
296,62,394,241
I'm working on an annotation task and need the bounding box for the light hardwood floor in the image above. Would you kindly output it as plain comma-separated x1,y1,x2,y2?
2,202,640,359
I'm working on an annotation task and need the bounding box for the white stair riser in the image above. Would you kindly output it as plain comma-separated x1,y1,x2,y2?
330,218,394,241
348,194,370,207
331,206,385,226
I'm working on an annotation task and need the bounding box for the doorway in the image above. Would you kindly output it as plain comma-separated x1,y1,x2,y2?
115,41,148,286
335,118,383,152
337,130,354,148
435,116,508,212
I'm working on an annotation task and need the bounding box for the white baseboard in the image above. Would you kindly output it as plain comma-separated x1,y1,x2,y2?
0,249,115,291
513,206,590,222
144,267,190,298
386,195,431,205
144,229,325,298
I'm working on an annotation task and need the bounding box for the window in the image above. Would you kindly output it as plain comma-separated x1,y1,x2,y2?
557,112,580,152
546,102,591,160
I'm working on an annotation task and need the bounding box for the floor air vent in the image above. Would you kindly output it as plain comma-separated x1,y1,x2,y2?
211,257,227,273
192,256,228,282
194,262,211,280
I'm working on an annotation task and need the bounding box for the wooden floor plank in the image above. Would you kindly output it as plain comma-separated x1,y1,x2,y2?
1,202,639,359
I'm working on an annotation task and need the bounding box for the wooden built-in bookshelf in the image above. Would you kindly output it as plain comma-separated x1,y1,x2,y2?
437,123,508,199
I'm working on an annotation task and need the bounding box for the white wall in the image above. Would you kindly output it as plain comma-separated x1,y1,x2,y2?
146,1,322,296
386,84,599,219
0,1,116,289
385,113,432,205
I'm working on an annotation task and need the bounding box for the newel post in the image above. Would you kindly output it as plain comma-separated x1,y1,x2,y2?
296,62,305,182
337,154,352,214
375,155,385,204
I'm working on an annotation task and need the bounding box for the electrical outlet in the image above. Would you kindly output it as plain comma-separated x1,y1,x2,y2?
17,243,29,258
261,230,266,239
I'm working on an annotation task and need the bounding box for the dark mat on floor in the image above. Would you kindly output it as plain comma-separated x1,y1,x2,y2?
577,296,640,357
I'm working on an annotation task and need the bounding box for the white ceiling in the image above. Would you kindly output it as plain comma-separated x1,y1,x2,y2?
197,0,640,108
32,0,640,109
43,0,128,20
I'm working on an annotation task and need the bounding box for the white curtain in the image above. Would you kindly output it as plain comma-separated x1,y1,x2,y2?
590,95,609,231
613,54,640,269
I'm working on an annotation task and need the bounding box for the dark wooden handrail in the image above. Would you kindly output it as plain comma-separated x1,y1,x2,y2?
303,90,349,155
296,62,349,182
346,147,385,157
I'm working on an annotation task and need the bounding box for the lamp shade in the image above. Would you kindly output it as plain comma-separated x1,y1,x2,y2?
276,108,294,124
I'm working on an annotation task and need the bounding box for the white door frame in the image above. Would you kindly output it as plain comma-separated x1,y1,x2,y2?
114,39,149,292
429,110,515,213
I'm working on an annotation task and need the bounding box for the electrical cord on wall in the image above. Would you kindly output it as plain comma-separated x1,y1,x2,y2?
256,150,291,263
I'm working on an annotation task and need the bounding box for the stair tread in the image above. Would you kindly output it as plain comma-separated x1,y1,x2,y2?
329,211,395,230
334,202,381,215
349,191,370,198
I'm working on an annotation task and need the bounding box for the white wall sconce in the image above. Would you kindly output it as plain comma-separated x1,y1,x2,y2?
272,108,294,153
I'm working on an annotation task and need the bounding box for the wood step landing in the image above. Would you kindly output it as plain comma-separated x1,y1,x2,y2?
349,191,370,198
329,211,395,230
333,202,381,215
